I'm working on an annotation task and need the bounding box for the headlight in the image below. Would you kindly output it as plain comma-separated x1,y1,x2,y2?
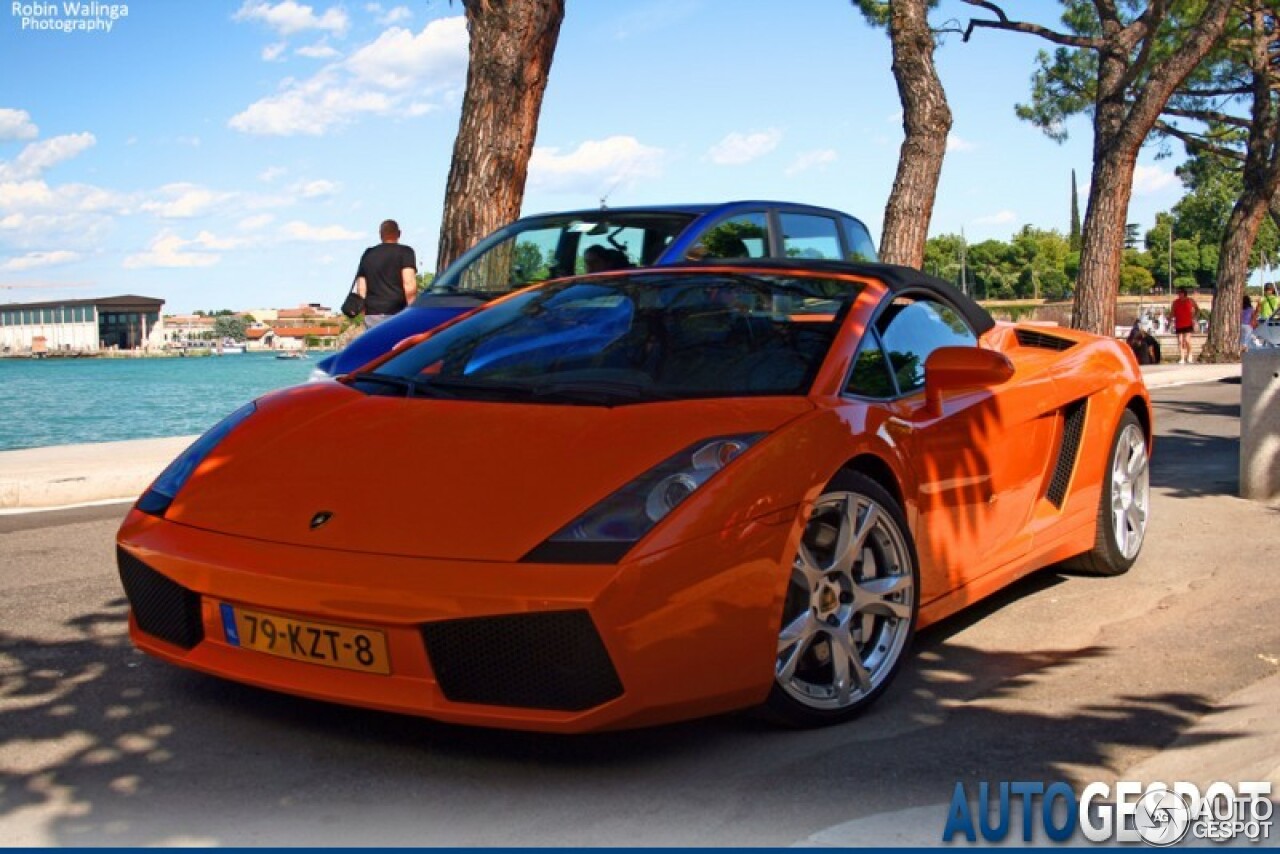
135,402,257,517
522,433,764,564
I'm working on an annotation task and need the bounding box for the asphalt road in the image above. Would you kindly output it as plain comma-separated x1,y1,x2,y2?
1,380,1277,846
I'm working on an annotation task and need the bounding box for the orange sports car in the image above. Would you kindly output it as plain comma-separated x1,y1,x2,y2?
116,261,1152,732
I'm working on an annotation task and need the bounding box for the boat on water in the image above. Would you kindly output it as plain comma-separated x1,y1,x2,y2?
275,351,308,360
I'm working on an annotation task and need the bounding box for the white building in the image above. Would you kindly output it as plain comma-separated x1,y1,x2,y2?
0,295,165,355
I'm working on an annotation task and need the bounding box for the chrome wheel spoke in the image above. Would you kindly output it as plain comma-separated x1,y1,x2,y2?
794,543,826,589
856,575,912,620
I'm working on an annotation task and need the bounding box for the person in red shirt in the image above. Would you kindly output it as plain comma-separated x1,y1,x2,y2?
1170,286,1199,364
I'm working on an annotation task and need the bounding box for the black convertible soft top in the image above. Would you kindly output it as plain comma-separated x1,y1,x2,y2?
679,258,995,337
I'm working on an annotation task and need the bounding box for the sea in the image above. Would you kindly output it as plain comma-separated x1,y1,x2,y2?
0,354,318,452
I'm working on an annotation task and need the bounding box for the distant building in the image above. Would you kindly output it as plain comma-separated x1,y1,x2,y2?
0,295,164,354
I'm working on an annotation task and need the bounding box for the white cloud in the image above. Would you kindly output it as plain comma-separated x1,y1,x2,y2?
0,133,97,181
191,230,254,251
378,6,411,25
0,109,39,142
346,18,468,89
0,180,124,214
785,149,838,177
1132,164,1177,196
1,250,79,271
262,42,287,61
234,1,349,36
947,134,976,153
238,213,276,230
123,232,221,269
707,128,782,166
231,17,467,136
259,166,287,183
528,136,665,194
176,135,202,147
296,41,340,59
140,183,236,219
291,179,340,198
972,210,1017,226
280,220,361,241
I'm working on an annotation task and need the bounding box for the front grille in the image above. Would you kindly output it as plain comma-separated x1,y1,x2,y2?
421,610,623,711
1046,400,1088,508
1016,328,1076,351
117,548,204,650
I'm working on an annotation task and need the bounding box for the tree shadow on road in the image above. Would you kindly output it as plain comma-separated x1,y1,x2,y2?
0,585,1242,846
1149,430,1239,498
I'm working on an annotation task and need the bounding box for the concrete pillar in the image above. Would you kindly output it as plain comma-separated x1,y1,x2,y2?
1241,348,1280,500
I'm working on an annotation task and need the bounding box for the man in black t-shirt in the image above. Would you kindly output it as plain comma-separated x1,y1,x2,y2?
354,219,417,328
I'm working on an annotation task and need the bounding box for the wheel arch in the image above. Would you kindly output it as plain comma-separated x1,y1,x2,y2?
839,453,905,511
1124,393,1153,445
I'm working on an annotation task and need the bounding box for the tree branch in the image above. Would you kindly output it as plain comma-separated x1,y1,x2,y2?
1153,120,1247,162
1163,106,1252,128
960,0,1102,48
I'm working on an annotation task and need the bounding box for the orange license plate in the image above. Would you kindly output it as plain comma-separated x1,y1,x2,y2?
219,603,390,675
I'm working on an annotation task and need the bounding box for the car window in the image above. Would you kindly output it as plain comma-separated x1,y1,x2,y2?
876,297,977,394
844,219,878,263
432,213,697,297
781,213,842,260
686,212,769,260
844,330,897,398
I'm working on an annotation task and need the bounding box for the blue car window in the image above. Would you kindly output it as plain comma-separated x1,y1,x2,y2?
876,297,977,394
780,213,842,260
844,218,878,263
686,212,769,260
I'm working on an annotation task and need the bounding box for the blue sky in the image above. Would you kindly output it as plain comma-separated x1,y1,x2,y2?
0,1,1188,313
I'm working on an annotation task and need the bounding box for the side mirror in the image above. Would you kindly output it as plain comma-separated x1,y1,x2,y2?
923,346,1014,413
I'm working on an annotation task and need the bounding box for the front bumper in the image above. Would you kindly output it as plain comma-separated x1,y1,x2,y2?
116,506,798,733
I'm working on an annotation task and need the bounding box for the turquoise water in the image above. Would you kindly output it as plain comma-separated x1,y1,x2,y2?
0,355,318,451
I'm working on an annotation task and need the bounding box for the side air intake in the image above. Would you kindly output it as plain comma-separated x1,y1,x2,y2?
1046,400,1088,508
1016,329,1076,351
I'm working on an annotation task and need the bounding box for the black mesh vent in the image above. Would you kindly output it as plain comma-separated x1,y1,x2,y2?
117,548,204,650
421,610,623,711
1016,328,1076,351
1046,400,1088,508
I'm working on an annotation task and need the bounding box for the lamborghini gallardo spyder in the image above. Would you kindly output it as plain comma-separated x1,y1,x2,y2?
117,261,1152,732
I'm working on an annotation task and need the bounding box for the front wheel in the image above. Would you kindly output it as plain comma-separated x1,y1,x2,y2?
765,472,919,727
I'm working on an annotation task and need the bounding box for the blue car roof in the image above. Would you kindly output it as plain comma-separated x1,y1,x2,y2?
522,200,860,220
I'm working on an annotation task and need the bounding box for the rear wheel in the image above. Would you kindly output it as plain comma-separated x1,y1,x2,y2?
1064,409,1149,576
765,472,919,727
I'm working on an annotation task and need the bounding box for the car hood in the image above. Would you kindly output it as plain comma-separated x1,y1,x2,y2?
167,384,812,562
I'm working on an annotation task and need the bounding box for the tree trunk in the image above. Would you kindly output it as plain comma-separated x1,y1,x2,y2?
879,0,951,268
435,0,565,276
1202,193,1268,362
1201,4,1280,364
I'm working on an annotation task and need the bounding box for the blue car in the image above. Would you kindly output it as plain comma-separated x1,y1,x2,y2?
315,200,878,377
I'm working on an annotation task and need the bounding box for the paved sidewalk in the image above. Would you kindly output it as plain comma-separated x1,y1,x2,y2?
0,363,1243,512
0,435,195,512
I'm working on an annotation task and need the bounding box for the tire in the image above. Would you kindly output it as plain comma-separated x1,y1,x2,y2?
764,471,919,727
1063,409,1150,576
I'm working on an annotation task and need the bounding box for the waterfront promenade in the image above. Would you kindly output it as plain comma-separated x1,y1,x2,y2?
0,362,1245,512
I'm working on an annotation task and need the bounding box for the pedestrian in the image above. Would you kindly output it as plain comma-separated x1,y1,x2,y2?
1241,295,1255,355
353,219,417,329
1170,286,1199,364
1126,321,1161,366
1256,282,1280,326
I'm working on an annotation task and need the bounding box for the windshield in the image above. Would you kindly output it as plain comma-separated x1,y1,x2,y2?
359,271,862,405
419,212,699,301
